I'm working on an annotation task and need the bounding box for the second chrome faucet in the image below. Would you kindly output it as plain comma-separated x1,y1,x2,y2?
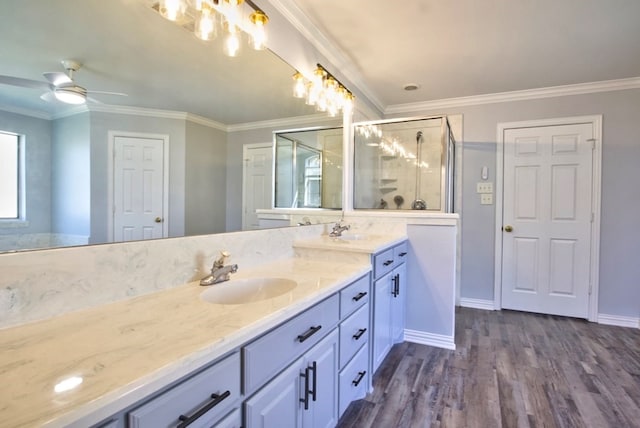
200,251,238,286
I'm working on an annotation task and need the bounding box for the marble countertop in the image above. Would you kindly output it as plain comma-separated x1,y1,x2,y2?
0,258,371,428
293,233,407,254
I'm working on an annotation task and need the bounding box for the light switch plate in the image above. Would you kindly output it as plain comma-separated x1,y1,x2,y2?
477,182,493,193
480,193,493,205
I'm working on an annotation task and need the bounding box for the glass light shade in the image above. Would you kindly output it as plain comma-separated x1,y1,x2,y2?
292,73,306,98
305,82,319,106
223,25,241,57
195,7,217,41
159,0,186,21
249,11,268,50
54,87,86,105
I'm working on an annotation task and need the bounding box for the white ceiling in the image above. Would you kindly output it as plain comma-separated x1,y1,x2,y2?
2,1,639,123
289,0,640,109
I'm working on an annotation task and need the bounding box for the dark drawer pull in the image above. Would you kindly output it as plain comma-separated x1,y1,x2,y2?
398,252,407,257
352,291,367,302
352,371,367,387
177,390,231,428
383,260,394,266
353,328,367,340
297,325,322,343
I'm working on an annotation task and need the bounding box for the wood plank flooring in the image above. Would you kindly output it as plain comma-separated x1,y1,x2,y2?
337,307,640,428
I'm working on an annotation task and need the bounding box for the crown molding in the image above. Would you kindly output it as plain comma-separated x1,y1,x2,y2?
227,113,339,132
268,0,385,114
385,76,640,114
0,104,53,120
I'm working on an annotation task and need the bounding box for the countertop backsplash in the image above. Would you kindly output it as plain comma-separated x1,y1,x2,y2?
0,224,327,329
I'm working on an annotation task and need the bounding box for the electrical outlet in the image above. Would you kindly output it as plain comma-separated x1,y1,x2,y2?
477,182,493,193
480,193,493,205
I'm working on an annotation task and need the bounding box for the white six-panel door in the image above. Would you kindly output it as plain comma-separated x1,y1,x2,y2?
113,135,165,242
242,143,273,230
501,122,595,318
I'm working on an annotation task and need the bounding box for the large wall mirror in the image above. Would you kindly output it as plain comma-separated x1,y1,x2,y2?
0,0,342,253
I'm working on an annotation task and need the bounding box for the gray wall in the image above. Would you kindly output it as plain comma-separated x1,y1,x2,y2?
51,113,90,236
185,121,227,236
0,110,51,235
390,88,640,318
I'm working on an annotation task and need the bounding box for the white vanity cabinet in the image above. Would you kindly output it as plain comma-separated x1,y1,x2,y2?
372,241,408,372
127,352,241,428
244,322,340,428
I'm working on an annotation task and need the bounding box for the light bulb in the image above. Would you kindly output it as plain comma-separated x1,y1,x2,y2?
224,25,241,56
159,0,186,21
222,0,244,29
195,7,217,41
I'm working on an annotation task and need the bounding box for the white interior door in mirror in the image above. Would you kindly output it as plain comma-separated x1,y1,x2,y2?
501,123,594,318
113,136,165,242
243,143,273,230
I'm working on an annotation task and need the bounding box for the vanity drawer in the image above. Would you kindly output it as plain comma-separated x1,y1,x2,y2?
339,274,370,318
243,294,340,394
128,352,240,428
339,344,369,417
394,241,408,264
339,303,369,368
373,247,395,279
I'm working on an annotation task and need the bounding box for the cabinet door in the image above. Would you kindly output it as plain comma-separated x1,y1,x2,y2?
391,263,406,343
302,330,339,428
372,270,393,372
245,360,302,428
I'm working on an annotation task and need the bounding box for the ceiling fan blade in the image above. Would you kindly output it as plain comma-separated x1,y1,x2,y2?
86,96,103,104
87,90,128,97
0,75,51,90
40,92,56,102
43,72,72,86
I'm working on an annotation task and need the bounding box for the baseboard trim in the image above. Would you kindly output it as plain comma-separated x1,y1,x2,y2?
598,313,640,328
404,329,456,350
459,298,496,311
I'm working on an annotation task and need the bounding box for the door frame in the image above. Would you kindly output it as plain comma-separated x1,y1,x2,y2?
107,131,170,242
493,115,602,321
242,142,273,230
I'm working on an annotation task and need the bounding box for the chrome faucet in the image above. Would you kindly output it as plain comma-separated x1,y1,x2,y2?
329,222,350,237
297,217,312,226
200,251,238,286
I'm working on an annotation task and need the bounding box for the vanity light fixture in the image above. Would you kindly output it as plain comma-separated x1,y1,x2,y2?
152,0,269,57
292,64,354,117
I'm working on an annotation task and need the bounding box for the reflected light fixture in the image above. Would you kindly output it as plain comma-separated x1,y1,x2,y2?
293,64,354,117
54,86,87,105
152,0,269,57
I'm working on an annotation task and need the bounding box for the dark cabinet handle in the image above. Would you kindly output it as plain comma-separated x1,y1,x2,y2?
353,328,367,340
300,367,310,410
352,371,367,387
297,325,322,343
399,252,407,257
310,361,317,402
352,291,367,302
177,390,231,428
383,260,394,266
391,275,398,297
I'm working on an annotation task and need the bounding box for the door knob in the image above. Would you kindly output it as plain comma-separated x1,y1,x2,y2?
155,217,163,223
503,225,513,232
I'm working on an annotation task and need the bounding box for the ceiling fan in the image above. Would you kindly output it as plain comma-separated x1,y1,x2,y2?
0,59,127,105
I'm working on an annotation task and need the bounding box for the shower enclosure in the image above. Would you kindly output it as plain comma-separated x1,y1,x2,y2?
353,116,456,212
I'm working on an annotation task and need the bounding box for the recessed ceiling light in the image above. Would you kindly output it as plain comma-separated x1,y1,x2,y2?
403,83,420,91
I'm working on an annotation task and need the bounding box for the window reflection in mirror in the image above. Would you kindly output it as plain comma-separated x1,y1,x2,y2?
274,127,343,210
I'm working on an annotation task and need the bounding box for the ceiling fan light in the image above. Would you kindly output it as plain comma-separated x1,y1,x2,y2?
54,87,86,105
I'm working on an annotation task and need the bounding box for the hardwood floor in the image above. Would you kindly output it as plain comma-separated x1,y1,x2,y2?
337,307,640,428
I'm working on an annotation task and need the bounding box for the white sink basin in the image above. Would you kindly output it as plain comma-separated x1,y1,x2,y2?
200,277,297,305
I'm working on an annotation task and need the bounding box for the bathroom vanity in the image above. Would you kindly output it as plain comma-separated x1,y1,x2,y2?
0,230,411,428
